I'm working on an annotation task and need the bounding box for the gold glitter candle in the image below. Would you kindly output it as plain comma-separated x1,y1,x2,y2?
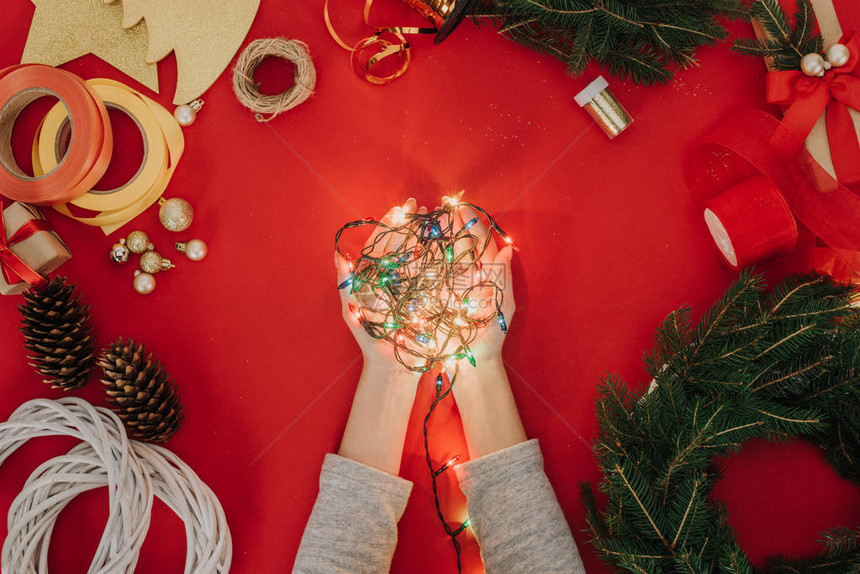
574,76,633,139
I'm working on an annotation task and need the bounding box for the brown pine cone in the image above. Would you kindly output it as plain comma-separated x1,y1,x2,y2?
99,338,183,442
19,277,95,390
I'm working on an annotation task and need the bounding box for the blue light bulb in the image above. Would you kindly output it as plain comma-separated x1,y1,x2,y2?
497,311,508,334
337,275,353,290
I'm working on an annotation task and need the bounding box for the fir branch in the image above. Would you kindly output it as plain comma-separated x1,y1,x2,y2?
476,0,748,85
613,462,671,549
732,0,824,71
584,271,860,572
820,526,860,557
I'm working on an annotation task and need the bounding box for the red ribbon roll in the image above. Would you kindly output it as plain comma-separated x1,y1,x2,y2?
766,33,860,185
687,108,860,283
703,176,797,271
0,64,112,206
0,200,49,289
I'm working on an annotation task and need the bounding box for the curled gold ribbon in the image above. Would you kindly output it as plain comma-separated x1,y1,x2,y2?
324,0,437,85
34,79,184,236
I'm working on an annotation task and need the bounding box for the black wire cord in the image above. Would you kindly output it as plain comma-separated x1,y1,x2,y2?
423,367,469,573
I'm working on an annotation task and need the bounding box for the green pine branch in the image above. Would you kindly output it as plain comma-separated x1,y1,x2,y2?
732,0,824,71
473,0,750,85
584,271,860,572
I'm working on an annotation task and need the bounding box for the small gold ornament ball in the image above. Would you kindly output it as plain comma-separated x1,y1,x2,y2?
826,43,851,68
110,239,130,264
159,198,194,232
174,104,197,127
176,239,208,261
140,251,174,274
133,271,156,295
126,231,154,254
801,52,827,77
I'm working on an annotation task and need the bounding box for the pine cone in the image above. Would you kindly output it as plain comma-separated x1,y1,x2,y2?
19,276,95,390
99,338,183,442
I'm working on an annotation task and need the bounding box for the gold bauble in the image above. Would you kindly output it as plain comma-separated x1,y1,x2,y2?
126,231,154,254
800,52,826,77
826,43,851,68
140,251,175,274
159,198,194,232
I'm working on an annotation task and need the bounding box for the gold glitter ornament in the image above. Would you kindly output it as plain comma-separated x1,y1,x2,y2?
126,231,154,254
158,198,194,232
140,250,175,274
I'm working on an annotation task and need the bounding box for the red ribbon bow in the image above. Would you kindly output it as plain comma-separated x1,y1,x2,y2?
767,33,860,185
0,201,50,289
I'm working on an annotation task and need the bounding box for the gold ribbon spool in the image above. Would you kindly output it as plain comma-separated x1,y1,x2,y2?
34,79,184,235
324,0,477,84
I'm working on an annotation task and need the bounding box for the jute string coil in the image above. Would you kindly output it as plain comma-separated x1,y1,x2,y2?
0,398,231,573
232,38,316,122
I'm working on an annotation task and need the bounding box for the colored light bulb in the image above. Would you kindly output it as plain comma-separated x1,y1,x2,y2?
423,220,442,241
464,347,476,367
337,275,353,290
497,311,508,334
383,322,402,329
463,217,478,230
454,518,470,536
434,454,461,476
348,304,362,321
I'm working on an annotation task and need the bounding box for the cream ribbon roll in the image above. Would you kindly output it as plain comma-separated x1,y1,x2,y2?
35,79,184,235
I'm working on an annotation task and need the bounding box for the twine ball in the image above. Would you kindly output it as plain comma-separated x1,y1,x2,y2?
232,38,316,122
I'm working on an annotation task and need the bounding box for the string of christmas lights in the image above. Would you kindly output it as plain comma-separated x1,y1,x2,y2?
335,194,513,572
424,369,471,570
335,194,512,372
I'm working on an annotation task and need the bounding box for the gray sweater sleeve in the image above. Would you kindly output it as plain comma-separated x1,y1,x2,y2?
455,439,587,574
293,453,412,573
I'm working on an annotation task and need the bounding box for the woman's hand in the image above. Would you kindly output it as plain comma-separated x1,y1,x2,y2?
447,204,516,369
446,206,525,459
334,199,424,474
335,198,427,373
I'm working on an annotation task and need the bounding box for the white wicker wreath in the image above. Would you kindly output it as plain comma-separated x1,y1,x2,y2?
0,398,231,573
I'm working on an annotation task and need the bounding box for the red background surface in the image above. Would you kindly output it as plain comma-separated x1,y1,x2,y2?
1,1,860,572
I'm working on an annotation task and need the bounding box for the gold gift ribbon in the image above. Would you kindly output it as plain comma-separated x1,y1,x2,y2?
324,0,437,85
34,79,184,235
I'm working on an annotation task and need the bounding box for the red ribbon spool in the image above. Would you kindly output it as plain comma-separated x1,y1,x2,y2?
0,64,112,206
688,108,860,282
702,176,797,271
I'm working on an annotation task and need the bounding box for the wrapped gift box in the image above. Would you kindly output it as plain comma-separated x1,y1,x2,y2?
1,202,71,295
754,0,860,180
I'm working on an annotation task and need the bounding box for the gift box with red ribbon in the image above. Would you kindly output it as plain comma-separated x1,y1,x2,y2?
0,201,71,295
759,0,860,185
